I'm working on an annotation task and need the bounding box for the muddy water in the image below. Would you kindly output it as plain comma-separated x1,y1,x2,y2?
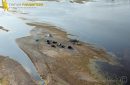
0,10,42,82
11,0,130,84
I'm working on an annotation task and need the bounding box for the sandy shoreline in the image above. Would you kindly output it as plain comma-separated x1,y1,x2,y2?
16,22,119,85
0,55,37,85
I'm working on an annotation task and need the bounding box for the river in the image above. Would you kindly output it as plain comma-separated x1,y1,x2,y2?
1,0,130,84
15,0,130,84
0,9,42,82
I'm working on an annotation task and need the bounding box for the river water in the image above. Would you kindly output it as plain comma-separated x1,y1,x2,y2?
15,0,130,84
1,0,130,84
0,9,42,81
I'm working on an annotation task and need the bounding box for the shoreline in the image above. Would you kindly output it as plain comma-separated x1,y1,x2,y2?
16,22,120,85
0,55,37,85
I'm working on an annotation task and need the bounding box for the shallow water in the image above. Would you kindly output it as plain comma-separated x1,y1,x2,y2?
0,10,42,81
1,0,129,84
11,0,130,84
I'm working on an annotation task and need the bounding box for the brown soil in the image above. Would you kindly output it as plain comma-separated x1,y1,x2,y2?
0,56,37,85
16,22,119,85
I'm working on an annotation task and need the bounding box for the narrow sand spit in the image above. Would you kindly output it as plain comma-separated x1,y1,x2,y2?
16,22,119,85
0,56,37,85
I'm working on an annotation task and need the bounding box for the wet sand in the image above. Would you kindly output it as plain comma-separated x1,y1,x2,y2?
0,55,37,85
16,22,119,85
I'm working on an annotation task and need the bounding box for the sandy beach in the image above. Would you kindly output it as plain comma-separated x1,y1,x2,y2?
0,55,37,85
16,22,119,85
1,0,129,85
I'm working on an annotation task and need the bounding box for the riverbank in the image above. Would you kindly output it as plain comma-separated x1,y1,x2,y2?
0,55,37,85
16,22,119,85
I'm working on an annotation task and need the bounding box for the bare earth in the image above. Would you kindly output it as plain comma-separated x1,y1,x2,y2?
0,56,37,85
16,22,119,85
